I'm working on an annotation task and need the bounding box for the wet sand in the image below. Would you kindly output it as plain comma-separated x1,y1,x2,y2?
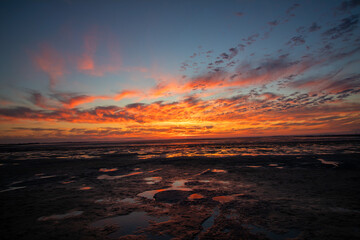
0,150,360,239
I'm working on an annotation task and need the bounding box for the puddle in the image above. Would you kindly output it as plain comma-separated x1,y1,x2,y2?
246,166,262,168
78,155,98,159
90,211,170,239
138,189,167,199
318,158,339,167
154,190,193,203
148,168,162,173
268,164,278,167
38,210,83,221
80,186,92,190
195,169,211,176
242,224,300,240
99,168,118,172
39,175,57,179
195,168,227,176
195,207,219,240
144,177,162,184
120,198,137,204
171,180,188,188
0,186,26,193
97,171,143,180
188,193,205,200
62,180,74,184
213,194,245,204
9,180,24,186
95,197,137,204
137,179,192,200
199,180,211,183
211,169,227,173
330,207,360,213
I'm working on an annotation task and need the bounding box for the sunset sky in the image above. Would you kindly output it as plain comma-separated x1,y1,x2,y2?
1,0,360,143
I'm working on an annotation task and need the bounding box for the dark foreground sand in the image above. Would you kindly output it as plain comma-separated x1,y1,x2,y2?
1,153,360,240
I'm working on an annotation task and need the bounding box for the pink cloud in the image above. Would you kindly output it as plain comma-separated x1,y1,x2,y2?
33,44,65,88
76,30,123,77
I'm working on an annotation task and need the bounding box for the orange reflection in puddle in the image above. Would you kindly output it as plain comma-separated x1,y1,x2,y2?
188,193,205,200
212,194,244,203
62,181,74,184
99,168,118,172
97,171,143,180
195,168,227,176
137,188,168,199
80,186,92,190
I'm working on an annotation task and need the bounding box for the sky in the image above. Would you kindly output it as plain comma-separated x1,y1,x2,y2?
0,0,360,143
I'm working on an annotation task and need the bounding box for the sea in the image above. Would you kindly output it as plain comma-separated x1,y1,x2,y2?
1,135,359,161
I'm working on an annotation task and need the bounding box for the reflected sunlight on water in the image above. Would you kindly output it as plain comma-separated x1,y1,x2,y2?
1,136,359,161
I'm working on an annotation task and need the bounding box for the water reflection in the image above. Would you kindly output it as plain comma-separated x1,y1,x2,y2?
99,168,118,172
317,158,339,167
212,194,244,204
242,224,300,240
0,186,26,193
97,171,143,180
90,211,170,239
138,179,192,200
144,177,162,184
38,210,83,221
2,136,358,161
188,193,205,200
195,207,219,240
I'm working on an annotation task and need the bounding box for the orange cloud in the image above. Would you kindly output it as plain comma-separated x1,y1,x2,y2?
66,95,109,108
114,90,141,101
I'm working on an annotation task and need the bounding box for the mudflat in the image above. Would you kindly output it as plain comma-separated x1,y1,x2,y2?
0,138,359,240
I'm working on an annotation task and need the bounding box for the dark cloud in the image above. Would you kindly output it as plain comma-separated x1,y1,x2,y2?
242,33,259,45
337,0,360,12
322,14,359,39
0,107,40,118
287,35,306,47
12,127,64,132
229,47,239,59
28,91,52,109
125,103,145,108
268,20,279,26
286,3,300,15
219,47,239,60
309,22,321,32
237,44,246,51
235,12,244,17
296,26,306,34
323,74,360,93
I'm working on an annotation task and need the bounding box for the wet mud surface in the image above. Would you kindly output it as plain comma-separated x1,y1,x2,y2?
1,143,360,240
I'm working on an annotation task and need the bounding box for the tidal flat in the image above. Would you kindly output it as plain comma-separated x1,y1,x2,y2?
0,136,359,240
